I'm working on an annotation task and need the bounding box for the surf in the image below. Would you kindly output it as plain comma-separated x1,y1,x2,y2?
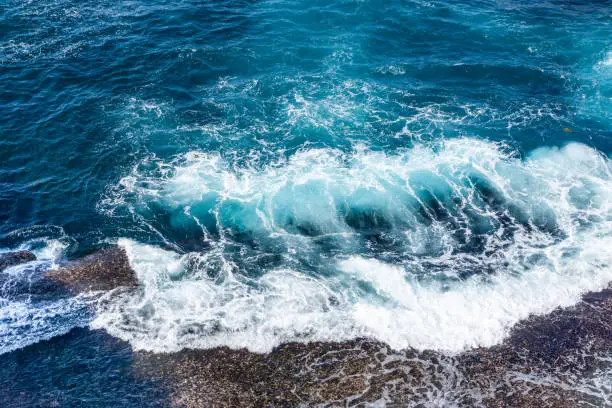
91,138,612,353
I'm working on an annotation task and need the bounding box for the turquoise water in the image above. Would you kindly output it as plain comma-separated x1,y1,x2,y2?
1,0,612,403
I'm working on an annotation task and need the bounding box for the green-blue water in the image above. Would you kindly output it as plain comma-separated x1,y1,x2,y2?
1,0,611,405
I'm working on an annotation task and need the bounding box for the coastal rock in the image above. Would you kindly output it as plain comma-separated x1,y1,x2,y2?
0,250,36,271
132,286,612,407
46,247,137,292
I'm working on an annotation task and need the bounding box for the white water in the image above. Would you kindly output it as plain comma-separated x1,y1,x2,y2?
92,139,612,352
0,239,94,354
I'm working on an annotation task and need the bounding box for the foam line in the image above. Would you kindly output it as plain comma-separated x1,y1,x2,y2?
93,139,612,353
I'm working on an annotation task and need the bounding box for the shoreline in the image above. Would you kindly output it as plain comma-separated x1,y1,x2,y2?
2,246,610,406
131,284,611,407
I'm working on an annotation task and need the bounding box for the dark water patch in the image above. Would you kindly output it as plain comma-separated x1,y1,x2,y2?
0,328,169,408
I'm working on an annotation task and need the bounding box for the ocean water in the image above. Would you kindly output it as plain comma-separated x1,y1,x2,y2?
1,0,611,402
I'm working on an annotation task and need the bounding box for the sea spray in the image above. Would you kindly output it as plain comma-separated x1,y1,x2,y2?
93,139,612,352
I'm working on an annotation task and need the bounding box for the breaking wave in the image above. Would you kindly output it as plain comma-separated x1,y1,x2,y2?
93,138,612,353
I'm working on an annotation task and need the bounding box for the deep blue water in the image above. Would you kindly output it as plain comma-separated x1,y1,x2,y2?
1,0,612,405
1,0,610,241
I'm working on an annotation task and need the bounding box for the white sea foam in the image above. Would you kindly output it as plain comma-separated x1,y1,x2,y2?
341,240,612,351
94,139,612,353
600,51,612,67
91,238,360,352
0,239,93,354
0,296,92,355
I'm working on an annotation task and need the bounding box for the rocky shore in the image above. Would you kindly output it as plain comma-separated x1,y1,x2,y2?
130,285,611,407
0,250,36,272
45,246,137,292
2,245,609,407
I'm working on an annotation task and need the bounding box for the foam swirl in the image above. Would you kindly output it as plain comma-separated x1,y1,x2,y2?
94,139,612,352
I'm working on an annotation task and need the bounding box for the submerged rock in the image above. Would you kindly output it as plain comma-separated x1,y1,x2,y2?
131,285,612,407
46,247,137,292
0,250,36,271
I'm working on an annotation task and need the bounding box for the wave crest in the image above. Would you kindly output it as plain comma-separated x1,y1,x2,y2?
94,139,612,352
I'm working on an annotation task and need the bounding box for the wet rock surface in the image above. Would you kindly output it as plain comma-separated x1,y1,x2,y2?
4,243,609,407
456,286,612,408
0,250,36,271
45,247,137,292
132,286,612,407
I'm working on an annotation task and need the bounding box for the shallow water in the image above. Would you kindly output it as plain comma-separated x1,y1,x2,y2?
1,0,611,405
